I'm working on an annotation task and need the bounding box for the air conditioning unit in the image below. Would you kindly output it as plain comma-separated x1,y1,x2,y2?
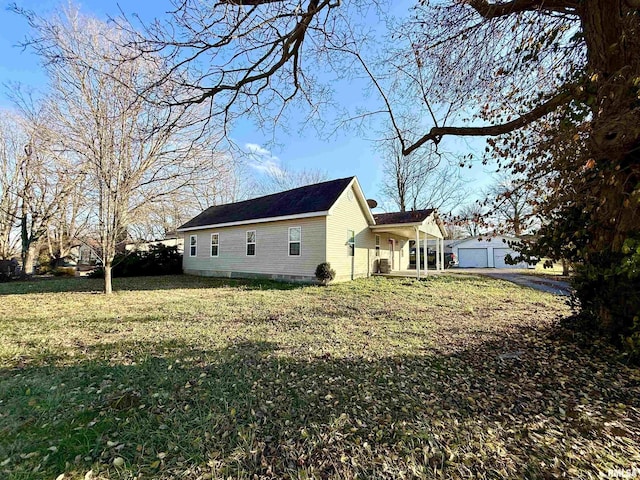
379,258,391,274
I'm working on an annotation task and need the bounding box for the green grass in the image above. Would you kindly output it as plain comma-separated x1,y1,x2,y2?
532,260,570,277
0,275,638,479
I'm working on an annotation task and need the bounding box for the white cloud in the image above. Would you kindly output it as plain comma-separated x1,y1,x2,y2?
245,143,284,177
245,143,272,157
251,158,282,174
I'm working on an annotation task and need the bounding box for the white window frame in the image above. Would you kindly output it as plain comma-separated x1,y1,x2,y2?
246,230,256,256
288,226,301,257
375,235,380,257
189,234,197,257
210,233,219,257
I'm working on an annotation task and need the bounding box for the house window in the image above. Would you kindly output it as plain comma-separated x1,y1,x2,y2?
189,235,197,257
210,233,219,257
375,235,380,257
347,229,355,256
246,230,256,256
289,227,301,256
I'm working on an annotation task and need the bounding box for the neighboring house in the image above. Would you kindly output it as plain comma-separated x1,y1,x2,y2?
71,240,101,267
448,235,529,268
178,177,447,283
125,235,184,254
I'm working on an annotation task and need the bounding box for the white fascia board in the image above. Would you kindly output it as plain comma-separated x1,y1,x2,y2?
369,222,422,230
177,210,329,232
351,177,376,225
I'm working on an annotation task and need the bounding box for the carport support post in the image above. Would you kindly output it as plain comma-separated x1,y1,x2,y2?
440,238,444,271
415,227,420,280
423,232,428,277
435,235,440,271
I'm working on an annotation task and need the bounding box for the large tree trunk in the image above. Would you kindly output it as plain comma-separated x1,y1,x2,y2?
0,234,13,260
104,262,113,294
572,0,640,343
22,245,37,276
582,0,640,246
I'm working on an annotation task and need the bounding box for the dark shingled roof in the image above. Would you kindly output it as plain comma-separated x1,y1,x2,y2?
179,177,355,230
373,209,435,225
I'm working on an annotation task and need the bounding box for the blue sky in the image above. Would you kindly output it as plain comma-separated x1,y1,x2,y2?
0,0,494,212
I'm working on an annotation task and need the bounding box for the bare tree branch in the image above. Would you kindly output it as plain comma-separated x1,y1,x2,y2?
465,0,580,19
403,85,581,156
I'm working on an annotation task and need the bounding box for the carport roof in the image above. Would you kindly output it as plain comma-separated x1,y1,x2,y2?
373,209,434,225
370,209,446,239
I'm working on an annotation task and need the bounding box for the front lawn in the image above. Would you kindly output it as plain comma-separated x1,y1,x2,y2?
0,275,638,479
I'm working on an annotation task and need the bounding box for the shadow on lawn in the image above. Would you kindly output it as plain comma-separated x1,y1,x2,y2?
0,274,307,295
1,328,639,479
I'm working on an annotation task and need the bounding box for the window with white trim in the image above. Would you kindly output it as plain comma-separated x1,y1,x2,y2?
210,233,219,257
347,229,355,256
375,235,380,257
288,227,301,256
189,235,197,257
246,230,256,256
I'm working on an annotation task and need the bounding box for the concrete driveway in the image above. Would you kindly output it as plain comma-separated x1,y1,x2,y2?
447,268,573,296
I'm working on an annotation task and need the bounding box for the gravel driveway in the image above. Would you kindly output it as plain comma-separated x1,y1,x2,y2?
448,268,573,296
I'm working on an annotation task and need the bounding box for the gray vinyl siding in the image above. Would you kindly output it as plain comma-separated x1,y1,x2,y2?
325,184,375,281
182,216,326,281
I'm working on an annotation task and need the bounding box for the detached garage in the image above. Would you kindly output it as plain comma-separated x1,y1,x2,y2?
450,236,528,268
458,248,488,268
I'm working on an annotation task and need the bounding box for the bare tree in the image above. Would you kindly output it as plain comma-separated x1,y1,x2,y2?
12,98,84,275
379,135,467,213
254,162,329,196
457,203,487,238
442,219,469,240
1,106,81,271
127,151,247,241
45,176,92,266
486,174,534,236
185,153,250,210
0,111,24,260
22,8,219,293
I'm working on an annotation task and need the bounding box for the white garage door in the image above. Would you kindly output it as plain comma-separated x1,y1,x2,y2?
458,248,488,268
493,248,527,268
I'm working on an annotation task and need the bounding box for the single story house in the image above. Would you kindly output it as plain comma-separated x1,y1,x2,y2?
448,235,529,268
178,176,447,283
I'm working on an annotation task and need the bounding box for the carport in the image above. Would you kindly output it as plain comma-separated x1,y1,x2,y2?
371,209,448,279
